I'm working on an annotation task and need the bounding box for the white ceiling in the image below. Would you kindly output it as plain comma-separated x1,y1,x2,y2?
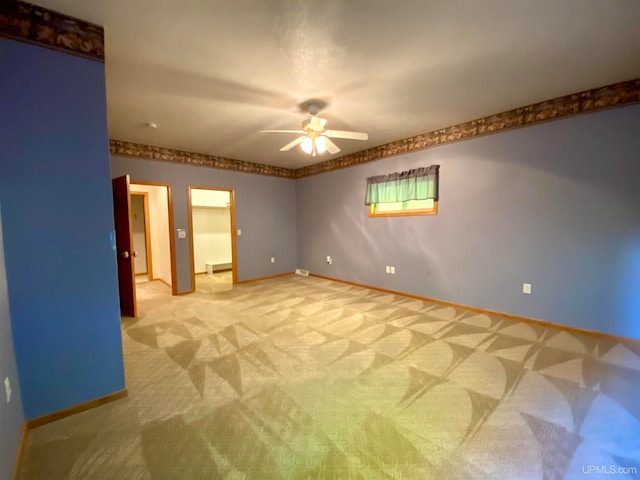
31,0,640,169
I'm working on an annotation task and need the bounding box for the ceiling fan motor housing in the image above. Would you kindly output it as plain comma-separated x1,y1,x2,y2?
302,116,327,133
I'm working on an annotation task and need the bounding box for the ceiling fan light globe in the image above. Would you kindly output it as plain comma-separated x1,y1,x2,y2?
315,137,327,154
301,137,313,154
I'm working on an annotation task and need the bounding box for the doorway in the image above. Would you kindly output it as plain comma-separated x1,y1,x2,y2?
130,182,175,294
188,186,237,292
112,175,177,318
130,192,152,282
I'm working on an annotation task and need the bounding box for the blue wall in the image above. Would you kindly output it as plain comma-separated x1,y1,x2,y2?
0,38,125,419
297,105,640,341
110,156,298,290
0,204,25,480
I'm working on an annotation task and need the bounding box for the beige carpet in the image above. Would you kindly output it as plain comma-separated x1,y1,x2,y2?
17,274,640,479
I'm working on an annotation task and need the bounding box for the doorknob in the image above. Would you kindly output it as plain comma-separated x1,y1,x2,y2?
132,251,138,257
121,251,130,259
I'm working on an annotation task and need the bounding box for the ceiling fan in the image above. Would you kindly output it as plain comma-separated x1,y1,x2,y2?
260,102,368,156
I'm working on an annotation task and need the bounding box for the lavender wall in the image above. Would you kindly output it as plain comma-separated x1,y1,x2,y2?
110,156,297,290
297,105,640,340
0,205,25,480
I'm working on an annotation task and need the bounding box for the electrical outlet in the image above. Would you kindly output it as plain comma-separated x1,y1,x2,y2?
523,283,532,295
270,257,275,263
326,256,332,264
390,266,396,274
4,377,11,404
385,266,390,273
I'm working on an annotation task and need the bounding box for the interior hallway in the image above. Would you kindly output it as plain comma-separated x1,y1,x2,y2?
16,274,640,479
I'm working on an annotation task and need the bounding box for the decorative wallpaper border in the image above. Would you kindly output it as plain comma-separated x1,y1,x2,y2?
109,140,297,179
0,1,104,62
295,78,640,178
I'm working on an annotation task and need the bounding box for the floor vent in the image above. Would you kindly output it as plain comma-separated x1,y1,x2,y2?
295,269,309,276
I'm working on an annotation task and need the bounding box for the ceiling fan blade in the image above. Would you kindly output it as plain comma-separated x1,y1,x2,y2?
280,136,305,151
260,129,304,134
324,130,368,140
323,137,341,154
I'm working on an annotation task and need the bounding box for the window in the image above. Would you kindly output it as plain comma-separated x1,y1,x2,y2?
365,165,439,217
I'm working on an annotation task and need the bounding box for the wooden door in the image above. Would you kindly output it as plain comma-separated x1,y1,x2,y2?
112,175,137,317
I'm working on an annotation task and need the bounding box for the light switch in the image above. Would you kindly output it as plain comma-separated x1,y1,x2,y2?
177,229,186,239
237,229,242,236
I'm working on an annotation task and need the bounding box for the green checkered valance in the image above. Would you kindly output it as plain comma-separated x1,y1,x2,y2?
365,165,439,205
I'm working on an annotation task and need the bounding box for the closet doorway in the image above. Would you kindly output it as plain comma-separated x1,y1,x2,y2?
188,186,237,291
